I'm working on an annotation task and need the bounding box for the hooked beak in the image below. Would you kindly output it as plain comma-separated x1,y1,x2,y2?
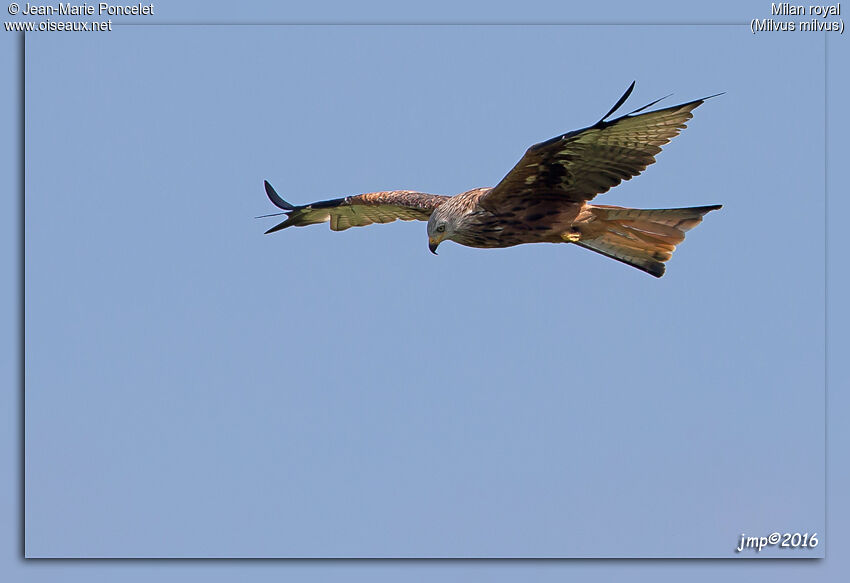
428,237,441,255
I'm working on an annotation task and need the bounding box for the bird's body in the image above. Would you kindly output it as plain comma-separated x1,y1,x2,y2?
426,187,576,248
262,83,722,277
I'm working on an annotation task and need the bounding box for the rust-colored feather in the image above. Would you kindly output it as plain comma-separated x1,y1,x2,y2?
575,205,722,277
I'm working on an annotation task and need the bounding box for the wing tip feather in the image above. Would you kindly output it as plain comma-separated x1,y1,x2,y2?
264,220,291,234
264,180,296,211
598,80,636,123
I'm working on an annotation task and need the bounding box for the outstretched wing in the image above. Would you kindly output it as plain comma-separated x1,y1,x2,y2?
262,181,449,234
479,82,719,212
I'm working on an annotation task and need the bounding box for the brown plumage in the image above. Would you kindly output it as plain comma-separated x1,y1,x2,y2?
263,82,722,277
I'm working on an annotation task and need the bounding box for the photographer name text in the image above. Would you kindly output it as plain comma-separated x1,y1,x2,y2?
18,2,153,16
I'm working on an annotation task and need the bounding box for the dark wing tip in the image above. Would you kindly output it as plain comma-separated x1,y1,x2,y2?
693,204,723,215
264,219,291,235
627,93,673,116
668,92,725,114
264,180,295,211
608,88,725,126
598,81,636,123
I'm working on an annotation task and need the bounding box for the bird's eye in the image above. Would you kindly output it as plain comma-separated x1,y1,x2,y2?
435,225,446,233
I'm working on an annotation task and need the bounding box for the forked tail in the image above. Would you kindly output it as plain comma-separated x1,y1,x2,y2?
575,204,722,277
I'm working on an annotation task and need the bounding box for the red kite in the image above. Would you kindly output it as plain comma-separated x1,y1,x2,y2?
263,83,721,277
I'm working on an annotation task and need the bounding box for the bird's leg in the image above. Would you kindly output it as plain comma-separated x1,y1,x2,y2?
561,226,582,243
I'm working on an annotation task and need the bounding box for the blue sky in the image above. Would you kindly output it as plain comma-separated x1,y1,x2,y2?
3,0,849,580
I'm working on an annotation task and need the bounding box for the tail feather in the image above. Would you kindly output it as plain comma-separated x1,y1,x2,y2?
575,204,721,277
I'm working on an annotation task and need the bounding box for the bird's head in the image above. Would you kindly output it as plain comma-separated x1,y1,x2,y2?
426,207,455,254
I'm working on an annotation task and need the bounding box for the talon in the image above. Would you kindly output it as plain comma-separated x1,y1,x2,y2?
562,228,581,243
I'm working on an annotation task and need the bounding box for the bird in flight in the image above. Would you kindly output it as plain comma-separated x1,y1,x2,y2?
262,82,721,277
